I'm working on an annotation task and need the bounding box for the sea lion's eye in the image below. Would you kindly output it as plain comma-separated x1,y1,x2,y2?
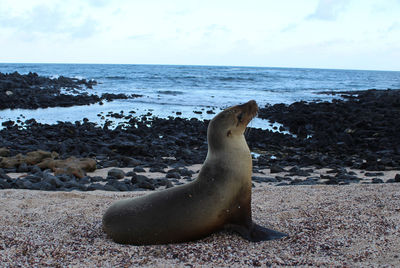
237,113,243,122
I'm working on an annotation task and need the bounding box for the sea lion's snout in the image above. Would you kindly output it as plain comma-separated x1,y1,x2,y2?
245,100,258,118
237,100,258,122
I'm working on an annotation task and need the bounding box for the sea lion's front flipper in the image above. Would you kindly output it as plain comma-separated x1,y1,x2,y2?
225,222,288,242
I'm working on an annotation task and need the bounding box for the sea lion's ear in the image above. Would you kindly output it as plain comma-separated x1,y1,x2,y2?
235,112,244,127
226,130,232,137
237,112,243,122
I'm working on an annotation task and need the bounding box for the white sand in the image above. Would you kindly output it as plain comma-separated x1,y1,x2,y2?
1,183,400,267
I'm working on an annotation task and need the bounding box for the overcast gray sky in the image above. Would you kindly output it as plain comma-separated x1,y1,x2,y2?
1,0,399,71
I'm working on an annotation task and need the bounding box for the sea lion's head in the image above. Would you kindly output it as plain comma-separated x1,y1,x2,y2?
207,100,258,151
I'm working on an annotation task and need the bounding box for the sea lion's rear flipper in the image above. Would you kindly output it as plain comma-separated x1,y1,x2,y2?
225,222,288,242
248,223,288,241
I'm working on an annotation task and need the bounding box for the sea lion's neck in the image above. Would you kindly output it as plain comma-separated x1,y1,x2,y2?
204,134,252,179
208,133,249,153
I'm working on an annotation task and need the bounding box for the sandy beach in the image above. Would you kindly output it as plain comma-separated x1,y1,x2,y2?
1,183,399,267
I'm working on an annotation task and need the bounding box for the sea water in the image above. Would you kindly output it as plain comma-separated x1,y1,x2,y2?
0,63,399,129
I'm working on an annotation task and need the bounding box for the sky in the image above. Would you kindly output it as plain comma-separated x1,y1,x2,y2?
0,0,399,71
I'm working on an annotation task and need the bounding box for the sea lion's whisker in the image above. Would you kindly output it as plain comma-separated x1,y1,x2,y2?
245,125,252,138
245,118,255,138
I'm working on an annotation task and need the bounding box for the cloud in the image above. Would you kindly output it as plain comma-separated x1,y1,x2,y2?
168,8,192,17
0,3,100,40
128,34,153,40
203,24,230,38
281,23,299,33
21,5,65,33
87,0,110,8
307,0,351,21
70,18,99,38
388,22,400,32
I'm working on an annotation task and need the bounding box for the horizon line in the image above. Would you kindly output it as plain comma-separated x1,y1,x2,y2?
0,61,399,73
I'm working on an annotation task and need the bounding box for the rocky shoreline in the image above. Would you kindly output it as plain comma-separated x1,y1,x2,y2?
0,71,141,109
1,74,400,191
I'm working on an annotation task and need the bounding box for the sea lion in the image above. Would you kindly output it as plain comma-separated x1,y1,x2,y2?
102,100,287,245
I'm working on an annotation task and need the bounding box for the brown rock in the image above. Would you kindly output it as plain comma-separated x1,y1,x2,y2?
0,147,10,157
0,149,96,179
38,157,97,179
0,150,57,168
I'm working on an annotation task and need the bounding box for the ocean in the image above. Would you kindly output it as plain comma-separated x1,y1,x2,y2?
1,63,399,128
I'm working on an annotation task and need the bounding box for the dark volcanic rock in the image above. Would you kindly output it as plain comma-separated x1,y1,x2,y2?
253,89,400,170
107,180,131,191
154,178,174,188
87,183,105,191
79,176,91,184
270,164,285,173
130,173,156,190
136,181,156,190
107,168,125,180
0,71,141,110
1,88,400,191
17,162,30,173
14,178,33,189
0,117,208,172
177,168,194,177
290,177,319,185
25,174,42,183
372,178,384,184
288,166,313,177
149,166,165,173
133,166,146,173
64,180,86,191
252,176,278,183
166,172,181,180
0,178,11,189
43,173,64,188
364,172,384,177
90,176,104,182
0,168,11,180
104,184,118,191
